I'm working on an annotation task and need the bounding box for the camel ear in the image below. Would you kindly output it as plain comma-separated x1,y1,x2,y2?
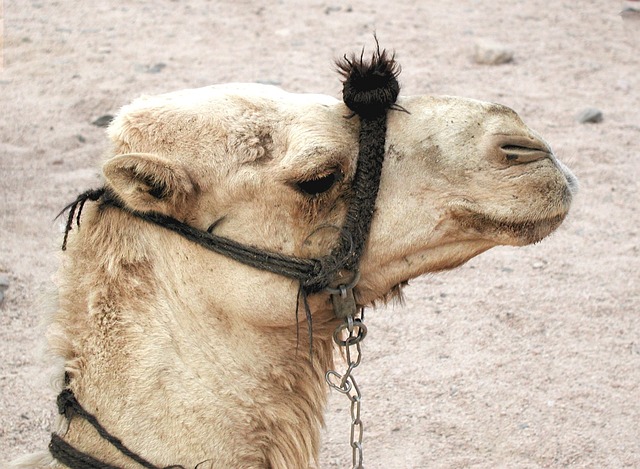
103,153,195,213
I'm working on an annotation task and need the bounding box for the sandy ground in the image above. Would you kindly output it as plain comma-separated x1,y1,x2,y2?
1,1,639,467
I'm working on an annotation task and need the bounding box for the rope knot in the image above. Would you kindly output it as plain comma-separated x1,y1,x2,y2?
56,388,78,420
301,256,336,293
337,41,401,119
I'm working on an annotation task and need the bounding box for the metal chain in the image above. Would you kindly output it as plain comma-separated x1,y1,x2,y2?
326,312,367,469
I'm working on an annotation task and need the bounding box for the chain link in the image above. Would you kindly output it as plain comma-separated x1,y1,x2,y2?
326,313,367,469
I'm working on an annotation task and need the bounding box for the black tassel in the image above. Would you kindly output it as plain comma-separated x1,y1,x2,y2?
56,188,106,251
336,38,401,119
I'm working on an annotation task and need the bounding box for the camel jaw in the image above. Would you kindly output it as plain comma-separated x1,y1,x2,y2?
455,210,570,246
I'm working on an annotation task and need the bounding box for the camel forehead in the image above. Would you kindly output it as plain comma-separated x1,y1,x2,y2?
107,84,350,165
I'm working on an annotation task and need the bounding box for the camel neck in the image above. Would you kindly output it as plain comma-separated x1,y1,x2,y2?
53,225,336,467
50,190,347,468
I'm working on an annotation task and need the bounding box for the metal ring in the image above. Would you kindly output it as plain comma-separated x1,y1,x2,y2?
332,319,367,347
325,270,361,295
325,370,352,394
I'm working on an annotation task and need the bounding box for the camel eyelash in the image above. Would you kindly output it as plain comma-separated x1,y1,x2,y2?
293,167,345,197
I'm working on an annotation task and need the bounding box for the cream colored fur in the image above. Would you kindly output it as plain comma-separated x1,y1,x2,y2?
10,84,576,468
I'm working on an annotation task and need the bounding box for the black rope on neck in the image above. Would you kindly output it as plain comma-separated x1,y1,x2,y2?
49,434,121,469
50,389,186,469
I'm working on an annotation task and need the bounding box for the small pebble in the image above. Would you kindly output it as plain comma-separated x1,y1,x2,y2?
576,107,603,124
0,273,9,305
0,273,9,292
134,63,167,74
92,114,114,127
473,39,514,65
256,79,282,86
147,63,166,74
621,5,640,21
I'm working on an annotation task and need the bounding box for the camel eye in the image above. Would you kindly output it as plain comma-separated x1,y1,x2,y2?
296,172,338,196
500,144,550,164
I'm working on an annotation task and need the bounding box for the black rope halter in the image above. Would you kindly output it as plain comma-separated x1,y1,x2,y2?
51,43,401,468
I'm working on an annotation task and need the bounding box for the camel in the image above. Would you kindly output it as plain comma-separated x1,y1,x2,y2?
9,51,576,469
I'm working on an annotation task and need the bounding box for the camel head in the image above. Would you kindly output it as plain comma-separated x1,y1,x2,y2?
103,84,576,317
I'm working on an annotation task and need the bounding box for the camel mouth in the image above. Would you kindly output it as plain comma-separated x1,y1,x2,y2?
465,210,568,245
